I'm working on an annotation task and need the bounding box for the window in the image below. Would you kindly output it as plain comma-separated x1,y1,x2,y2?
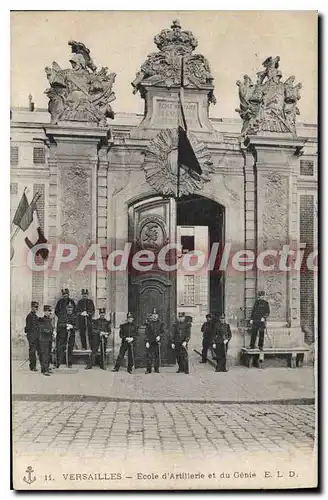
300,159,314,177
33,147,46,164
181,235,195,254
10,146,19,166
10,183,18,195
183,275,195,305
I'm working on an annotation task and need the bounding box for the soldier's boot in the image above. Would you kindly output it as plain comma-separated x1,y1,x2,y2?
128,367,133,374
145,368,151,374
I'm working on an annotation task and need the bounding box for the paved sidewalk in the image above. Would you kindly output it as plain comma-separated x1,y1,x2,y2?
12,351,315,403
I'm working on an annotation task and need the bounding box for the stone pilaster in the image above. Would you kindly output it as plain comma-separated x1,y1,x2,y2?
45,125,109,304
246,135,304,337
96,144,110,310
243,148,257,319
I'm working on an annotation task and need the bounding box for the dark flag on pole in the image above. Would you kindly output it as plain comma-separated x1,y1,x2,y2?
178,125,202,176
176,56,202,199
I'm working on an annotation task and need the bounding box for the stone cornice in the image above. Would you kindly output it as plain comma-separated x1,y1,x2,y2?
44,125,112,144
245,134,306,152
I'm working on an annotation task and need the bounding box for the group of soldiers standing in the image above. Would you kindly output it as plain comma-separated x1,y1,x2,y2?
24,288,270,376
24,288,111,376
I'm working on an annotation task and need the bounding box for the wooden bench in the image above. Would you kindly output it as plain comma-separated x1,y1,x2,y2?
241,347,310,368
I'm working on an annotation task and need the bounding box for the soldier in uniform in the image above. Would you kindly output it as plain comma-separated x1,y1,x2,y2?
249,291,270,350
171,312,191,374
24,301,41,371
86,308,111,370
200,313,216,363
77,289,95,349
145,308,164,374
55,302,77,368
55,288,76,318
212,313,232,372
112,313,137,374
38,305,54,376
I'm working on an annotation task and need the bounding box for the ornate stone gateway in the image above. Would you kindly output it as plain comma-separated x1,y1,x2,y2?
27,18,310,369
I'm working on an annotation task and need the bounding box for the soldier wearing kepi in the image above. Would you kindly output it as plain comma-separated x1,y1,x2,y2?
145,308,164,374
77,289,95,349
38,305,54,376
55,302,77,368
24,301,41,371
249,291,270,350
212,313,232,372
171,312,191,374
200,313,216,363
86,308,111,370
112,313,137,374
55,289,76,318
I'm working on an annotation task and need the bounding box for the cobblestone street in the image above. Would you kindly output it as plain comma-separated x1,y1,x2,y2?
13,401,315,459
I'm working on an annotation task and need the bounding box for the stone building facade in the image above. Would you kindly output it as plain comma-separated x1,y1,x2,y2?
10,22,317,364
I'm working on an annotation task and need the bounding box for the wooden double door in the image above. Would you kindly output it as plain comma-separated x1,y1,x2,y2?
128,196,177,366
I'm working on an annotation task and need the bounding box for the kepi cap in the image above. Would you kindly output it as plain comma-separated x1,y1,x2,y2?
81,289,89,295
31,301,39,308
43,305,51,312
61,288,69,295
99,307,106,314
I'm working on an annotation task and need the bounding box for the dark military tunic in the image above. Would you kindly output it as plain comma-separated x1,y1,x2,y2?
145,320,164,372
25,311,41,370
55,297,76,317
113,322,137,372
249,298,270,349
76,298,95,349
38,316,53,373
200,319,216,362
172,321,191,374
87,317,111,369
56,311,77,367
212,321,232,372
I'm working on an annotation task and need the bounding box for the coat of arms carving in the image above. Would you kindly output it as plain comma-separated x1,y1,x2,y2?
132,20,216,105
142,128,214,196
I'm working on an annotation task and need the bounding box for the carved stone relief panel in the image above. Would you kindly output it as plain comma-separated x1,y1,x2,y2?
258,171,289,321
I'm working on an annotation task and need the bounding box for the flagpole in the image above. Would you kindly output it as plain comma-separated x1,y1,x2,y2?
10,227,20,242
177,55,186,200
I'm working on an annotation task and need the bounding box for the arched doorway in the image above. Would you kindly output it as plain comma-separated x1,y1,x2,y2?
127,193,225,366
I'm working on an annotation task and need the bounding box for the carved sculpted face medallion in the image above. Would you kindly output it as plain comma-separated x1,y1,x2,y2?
142,128,214,196
138,216,167,250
